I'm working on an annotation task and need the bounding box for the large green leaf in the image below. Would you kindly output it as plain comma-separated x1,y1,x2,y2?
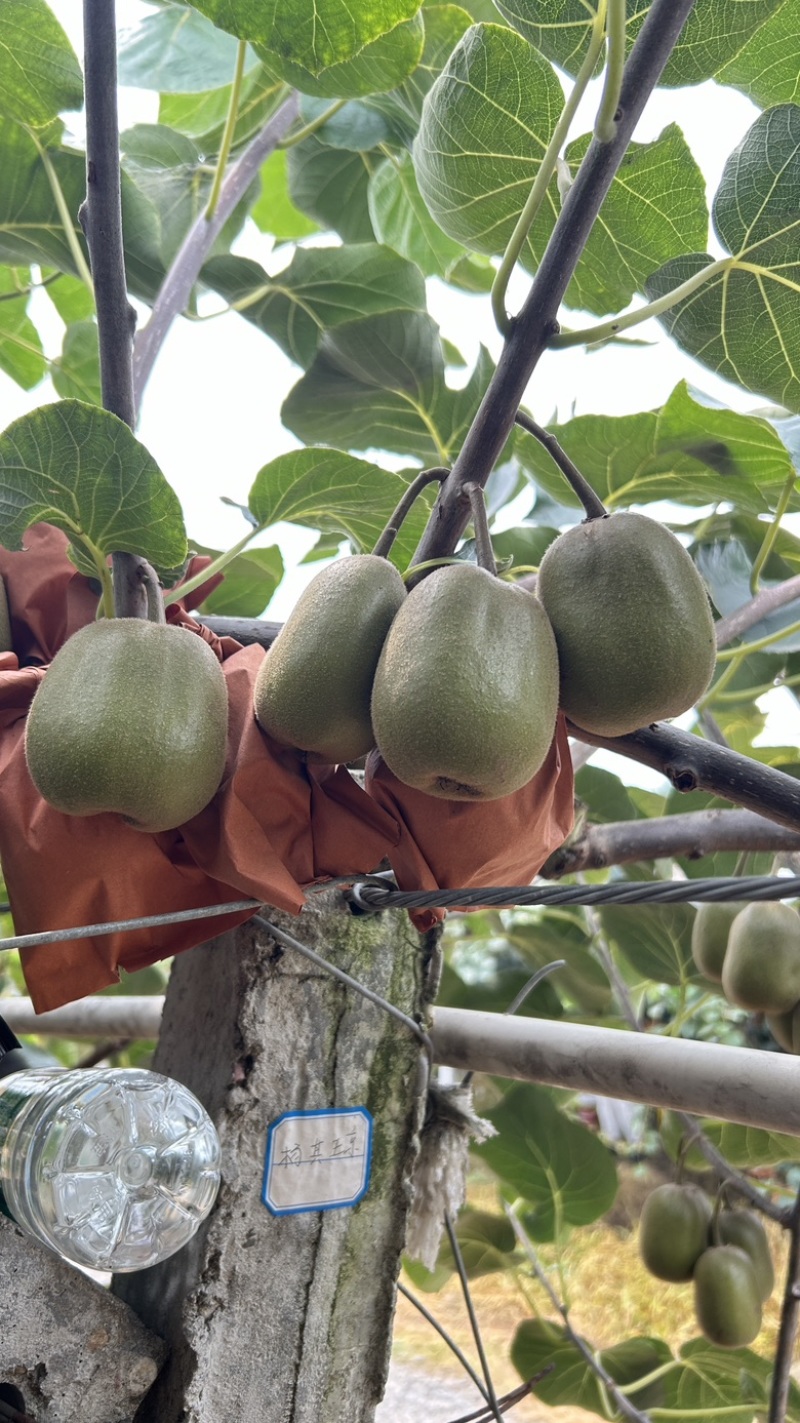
42,270,95,325
159,67,285,151
191,0,422,75
515,381,800,514
369,151,466,278
287,136,375,242
255,13,424,95
474,1084,618,1239
0,266,45,390
0,119,88,276
367,4,473,143
511,1322,673,1414
414,27,706,314
664,1337,800,1421
494,0,786,89
647,105,800,413
282,312,493,464
0,0,83,127
118,4,260,91
51,321,102,407
715,0,800,107
250,149,319,239
523,127,708,316
507,916,613,1015
247,447,433,564
437,960,563,1019
413,25,565,256
599,904,698,986
0,401,187,580
191,540,284,617
662,1110,800,1168
697,539,800,652
202,245,425,368
436,1208,517,1278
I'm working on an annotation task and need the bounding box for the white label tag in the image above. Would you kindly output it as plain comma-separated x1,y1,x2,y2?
261,1107,373,1216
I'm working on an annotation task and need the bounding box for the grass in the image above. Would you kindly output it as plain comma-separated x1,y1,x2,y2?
390,1164,795,1422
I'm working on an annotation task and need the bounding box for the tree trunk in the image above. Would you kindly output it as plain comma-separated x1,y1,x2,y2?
115,899,440,1423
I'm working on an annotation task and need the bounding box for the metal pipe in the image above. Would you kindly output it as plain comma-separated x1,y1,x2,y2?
2,997,165,1040
431,1007,800,1137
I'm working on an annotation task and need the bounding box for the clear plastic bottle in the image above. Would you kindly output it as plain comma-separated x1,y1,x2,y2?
0,1066,221,1272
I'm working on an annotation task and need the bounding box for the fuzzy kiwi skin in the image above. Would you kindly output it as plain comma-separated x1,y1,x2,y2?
717,1210,774,1302
721,901,800,1014
536,512,716,737
691,902,742,982
254,554,406,765
767,1000,800,1053
693,1245,763,1348
25,619,228,832
638,1183,712,1282
371,564,559,801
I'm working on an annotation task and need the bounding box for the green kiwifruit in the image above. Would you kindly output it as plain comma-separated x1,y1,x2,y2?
717,1209,774,1302
691,902,742,982
536,512,716,737
767,1000,800,1053
371,564,559,800
25,619,228,832
693,1245,763,1348
638,1183,712,1282
0,577,11,654
721,901,800,1014
253,554,405,764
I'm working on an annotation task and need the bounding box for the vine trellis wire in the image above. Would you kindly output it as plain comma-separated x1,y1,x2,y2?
0,873,799,954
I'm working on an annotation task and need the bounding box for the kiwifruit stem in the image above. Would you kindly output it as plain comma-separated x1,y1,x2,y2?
464,483,497,576
140,560,166,624
371,467,448,559
515,409,607,520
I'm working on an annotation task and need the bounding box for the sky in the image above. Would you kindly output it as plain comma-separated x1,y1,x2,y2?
1,1,797,780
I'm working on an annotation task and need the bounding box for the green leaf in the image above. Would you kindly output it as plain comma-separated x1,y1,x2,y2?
696,540,800,652
0,119,88,276
251,148,319,239
511,1322,673,1413
0,0,83,127
282,312,495,464
0,401,187,580
507,917,613,1015
366,4,473,142
599,904,698,986
437,960,563,1019
716,0,800,108
523,127,708,316
201,245,425,368
489,524,557,567
474,1084,618,1239
515,381,800,514
574,766,650,825
256,13,424,96
287,136,375,242
51,321,102,407
440,1208,517,1278
191,0,423,75
369,151,466,279
661,1336,792,1420
159,67,285,151
493,0,786,89
191,541,284,617
42,270,95,325
413,24,565,256
0,266,45,390
247,448,433,565
118,4,259,90
414,28,706,314
670,1114,800,1168
647,105,800,413
297,97,393,151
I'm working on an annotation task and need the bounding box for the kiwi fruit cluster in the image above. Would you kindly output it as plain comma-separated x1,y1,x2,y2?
692,901,800,1046
253,508,717,800
638,1183,773,1348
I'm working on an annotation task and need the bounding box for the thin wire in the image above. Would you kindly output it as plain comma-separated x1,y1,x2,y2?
0,899,261,952
252,916,433,1065
444,1211,504,1423
348,873,800,914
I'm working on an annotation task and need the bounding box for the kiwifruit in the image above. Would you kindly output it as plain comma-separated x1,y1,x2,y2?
25,619,228,832
690,902,742,982
536,512,716,737
717,1209,774,1302
693,1245,763,1348
370,563,559,800
767,1000,800,1053
253,554,406,764
638,1183,712,1282
721,901,800,1014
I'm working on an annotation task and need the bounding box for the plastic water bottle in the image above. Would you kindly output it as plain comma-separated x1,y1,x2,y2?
0,1065,221,1272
